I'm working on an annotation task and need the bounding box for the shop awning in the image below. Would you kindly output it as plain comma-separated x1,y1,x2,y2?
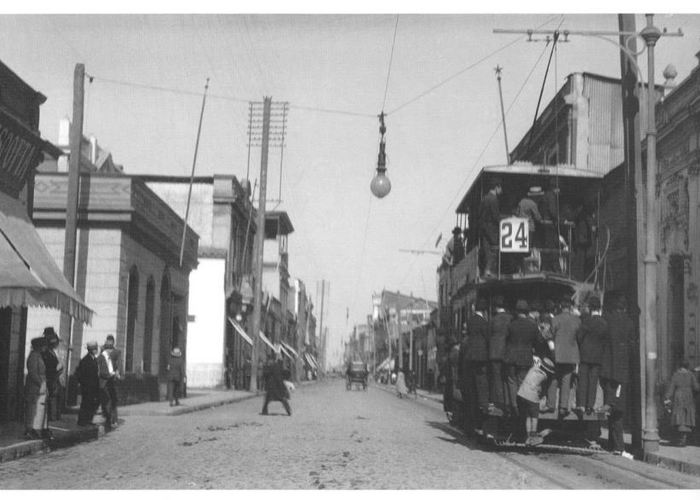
0,191,93,324
280,341,298,358
303,352,319,370
279,343,294,360
377,357,393,371
258,330,275,351
227,317,253,346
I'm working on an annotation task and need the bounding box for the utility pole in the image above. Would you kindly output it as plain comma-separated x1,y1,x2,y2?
495,65,510,164
248,97,272,393
640,13,662,454
60,63,85,400
618,12,644,452
318,280,326,362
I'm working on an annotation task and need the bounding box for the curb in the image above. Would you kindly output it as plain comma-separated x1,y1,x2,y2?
644,451,700,477
164,393,261,416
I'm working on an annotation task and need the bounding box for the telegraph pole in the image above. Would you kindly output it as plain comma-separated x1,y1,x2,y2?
248,97,272,393
60,63,85,400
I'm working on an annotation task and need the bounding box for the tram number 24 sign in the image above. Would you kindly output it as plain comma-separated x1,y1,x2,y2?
500,217,529,253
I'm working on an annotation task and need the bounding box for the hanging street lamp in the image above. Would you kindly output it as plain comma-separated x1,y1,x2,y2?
370,112,391,198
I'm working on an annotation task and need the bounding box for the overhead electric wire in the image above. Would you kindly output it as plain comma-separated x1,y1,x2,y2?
381,15,400,112
396,40,551,289
525,31,559,151
387,15,561,116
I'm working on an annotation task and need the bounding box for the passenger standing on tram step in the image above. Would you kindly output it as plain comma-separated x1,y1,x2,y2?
488,295,511,415
576,296,609,415
600,297,634,455
463,298,490,415
546,297,581,418
479,177,503,277
503,300,539,417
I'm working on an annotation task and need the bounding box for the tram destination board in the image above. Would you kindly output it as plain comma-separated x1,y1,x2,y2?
499,217,529,253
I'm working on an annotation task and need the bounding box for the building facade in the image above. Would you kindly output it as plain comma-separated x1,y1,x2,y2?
30,128,197,401
144,175,255,389
0,60,91,422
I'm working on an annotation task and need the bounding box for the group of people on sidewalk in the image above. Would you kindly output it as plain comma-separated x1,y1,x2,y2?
74,335,122,431
446,294,641,452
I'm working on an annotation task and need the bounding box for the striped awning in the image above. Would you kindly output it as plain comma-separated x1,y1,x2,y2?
280,341,298,358
0,190,93,324
279,343,294,360
227,317,253,346
304,352,319,370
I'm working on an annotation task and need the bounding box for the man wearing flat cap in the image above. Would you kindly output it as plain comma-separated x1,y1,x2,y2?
76,341,100,426
479,177,503,277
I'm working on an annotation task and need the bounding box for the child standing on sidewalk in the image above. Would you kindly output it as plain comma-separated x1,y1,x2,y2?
664,360,699,447
517,357,555,446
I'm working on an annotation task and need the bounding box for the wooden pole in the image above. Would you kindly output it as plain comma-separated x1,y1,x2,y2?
60,63,84,404
248,97,272,392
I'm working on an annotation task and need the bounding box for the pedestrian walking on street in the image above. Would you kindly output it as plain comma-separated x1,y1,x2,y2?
24,337,49,439
261,355,292,416
167,347,186,406
76,341,100,426
395,369,408,398
103,335,121,427
41,327,64,421
664,360,700,447
98,342,117,430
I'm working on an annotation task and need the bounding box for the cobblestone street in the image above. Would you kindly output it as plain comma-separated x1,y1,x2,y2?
1,380,700,489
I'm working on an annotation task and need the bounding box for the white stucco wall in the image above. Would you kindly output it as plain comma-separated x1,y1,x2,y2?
186,258,225,387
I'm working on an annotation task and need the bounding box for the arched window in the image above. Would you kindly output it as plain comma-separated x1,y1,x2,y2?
125,266,139,372
143,277,155,373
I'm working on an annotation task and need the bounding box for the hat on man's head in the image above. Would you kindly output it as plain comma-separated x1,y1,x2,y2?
171,347,182,357
528,186,544,197
544,299,556,313
43,327,57,338
30,337,46,350
493,295,504,307
560,296,573,308
530,299,543,312
515,299,529,313
86,341,98,350
475,298,488,311
540,357,555,374
104,336,115,348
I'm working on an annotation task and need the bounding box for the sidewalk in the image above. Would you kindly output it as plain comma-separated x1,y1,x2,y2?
380,382,700,477
0,387,262,464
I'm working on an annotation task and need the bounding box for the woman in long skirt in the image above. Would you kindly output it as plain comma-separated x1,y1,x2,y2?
396,370,408,398
664,360,700,447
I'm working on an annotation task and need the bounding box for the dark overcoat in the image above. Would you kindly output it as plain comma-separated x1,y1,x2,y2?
664,368,699,429
489,311,512,360
601,311,634,383
264,361,289,401
504,316,538,367
76,353,99,393
463,313,489,361
167,356,186,382
577,314,609,364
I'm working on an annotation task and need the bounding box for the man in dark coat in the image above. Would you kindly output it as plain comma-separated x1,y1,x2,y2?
504,300,539,416
479,177,502,277
576,296,609,413
103,335,121,427
261,355,292,416
41,327,62,422
546,297,581,417
462,298,490,415
24,337,48,439
488,295,511,414
76,341,100,426
601,297,635,454
167,347,186,406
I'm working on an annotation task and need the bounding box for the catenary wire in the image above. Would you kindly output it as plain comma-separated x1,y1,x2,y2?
396,41,551,290
381,15,400,112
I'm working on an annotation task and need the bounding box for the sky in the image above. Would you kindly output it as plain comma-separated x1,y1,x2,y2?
1,6,699,368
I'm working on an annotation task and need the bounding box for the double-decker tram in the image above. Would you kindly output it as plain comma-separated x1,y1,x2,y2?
442,163,614,452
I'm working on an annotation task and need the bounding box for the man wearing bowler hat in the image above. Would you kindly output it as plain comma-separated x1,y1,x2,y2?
76,341,100,426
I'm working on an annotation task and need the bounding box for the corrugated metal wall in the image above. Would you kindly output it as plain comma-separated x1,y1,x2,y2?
583,75,625,175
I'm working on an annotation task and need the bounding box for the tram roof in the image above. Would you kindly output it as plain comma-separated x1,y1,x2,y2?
456,163,604,214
